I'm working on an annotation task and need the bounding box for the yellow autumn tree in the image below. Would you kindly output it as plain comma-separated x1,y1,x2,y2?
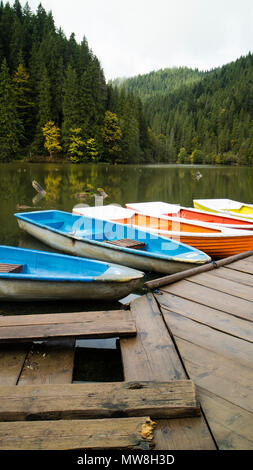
42,121,62,158
67,128,85,163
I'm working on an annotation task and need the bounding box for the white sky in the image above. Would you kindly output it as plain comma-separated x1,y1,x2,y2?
9,0,253,81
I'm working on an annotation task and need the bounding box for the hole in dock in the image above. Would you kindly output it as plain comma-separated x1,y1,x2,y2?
72,338,124,383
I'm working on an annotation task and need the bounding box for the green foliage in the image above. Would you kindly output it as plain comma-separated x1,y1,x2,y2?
101,111,122,162
116,54,253,165
42,120,62,157
0,58,23,160
67,128,85,163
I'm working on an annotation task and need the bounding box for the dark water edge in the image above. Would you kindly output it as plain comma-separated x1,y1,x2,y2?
1,162,253,380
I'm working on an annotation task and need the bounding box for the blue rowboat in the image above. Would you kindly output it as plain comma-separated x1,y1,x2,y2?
0,245,144,301
15,210,211,274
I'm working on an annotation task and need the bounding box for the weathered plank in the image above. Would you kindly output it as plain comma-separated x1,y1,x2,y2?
17,340,75,385
173,337,253,413
0,380,200,421
120,294,216,450
121,294,185,381
156,292,253,343
144,251,253,290
187,271,253,302
160,308,253,367
210,266,253,287
226,259,253,275
0,344,29,385
197,386,253,450
0,417,156,450
0,310,136,342
160,280,253,322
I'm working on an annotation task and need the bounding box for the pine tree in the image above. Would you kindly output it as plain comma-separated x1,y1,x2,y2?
0,59,23,160
62,64,80,149
13,63,35,146
32,64,52,153
101,111,122,163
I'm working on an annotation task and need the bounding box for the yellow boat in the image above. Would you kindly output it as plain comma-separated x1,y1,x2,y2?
193,199,253,219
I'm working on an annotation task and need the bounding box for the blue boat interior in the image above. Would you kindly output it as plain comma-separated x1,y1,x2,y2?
0,245,108,280
15,210,209,261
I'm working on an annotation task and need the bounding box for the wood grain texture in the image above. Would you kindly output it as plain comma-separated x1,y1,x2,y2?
0,344,29,385
173,337,253,413
160,308,253,368
0,417,156,450
0,380,200,421
197,386,253,450
160,280,253,321
156,292,253,343
17,340,75,385
120,294,216,450
187,271,253,302
0,310,136,342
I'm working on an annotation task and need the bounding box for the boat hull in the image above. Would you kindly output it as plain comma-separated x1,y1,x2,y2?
0,277,141,301
193,200,253,219
17,219,208,274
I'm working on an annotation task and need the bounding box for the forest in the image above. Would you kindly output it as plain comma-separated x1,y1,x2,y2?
113,55,253,165
0,1,252,165
0,0,149,163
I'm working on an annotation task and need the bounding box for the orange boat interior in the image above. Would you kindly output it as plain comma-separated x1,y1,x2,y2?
113,213,222,234
167,208,252,226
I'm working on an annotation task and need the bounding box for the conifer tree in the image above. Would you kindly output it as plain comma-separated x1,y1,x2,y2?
0,59,23,160
62,64,80,149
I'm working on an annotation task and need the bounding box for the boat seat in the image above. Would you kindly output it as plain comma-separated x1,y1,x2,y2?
105,239,146,250
0,263,23,273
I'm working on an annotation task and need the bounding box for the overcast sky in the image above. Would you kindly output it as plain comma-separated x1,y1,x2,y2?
10,0,253,81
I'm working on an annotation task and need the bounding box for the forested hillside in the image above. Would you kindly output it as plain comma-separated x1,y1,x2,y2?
114,55,253,165
0,1,149,162
111,67,204,101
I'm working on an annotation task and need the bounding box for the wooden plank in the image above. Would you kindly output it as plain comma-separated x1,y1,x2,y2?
120,294,216,450
160,308,253,368
121,294,186,381
173,337,253,413
187,271,253,302
226,259,253,274
210,266,253,287
0,417,156,450
197,386,253,450
105,239,145,249
0,380,200,421
17,340,75,385
160,280,253,322
0,344,29,385
156,292,253,343
0,310,136,343
144,250,253,290
0,310,125,326
0,263,22,273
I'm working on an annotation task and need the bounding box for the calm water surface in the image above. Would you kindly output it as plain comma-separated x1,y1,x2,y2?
1,162,252,380
1,161,253,246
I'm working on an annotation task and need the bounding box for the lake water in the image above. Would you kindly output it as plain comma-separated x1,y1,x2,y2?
1,161,253,380
2,161,253,247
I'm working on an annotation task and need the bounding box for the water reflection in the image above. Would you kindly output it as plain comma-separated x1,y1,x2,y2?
1,162,253,247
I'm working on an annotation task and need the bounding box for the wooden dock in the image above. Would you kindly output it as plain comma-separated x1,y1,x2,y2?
0,251,252,450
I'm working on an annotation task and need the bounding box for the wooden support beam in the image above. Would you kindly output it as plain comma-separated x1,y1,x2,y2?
0,380,200,421
0,310,136,343
0,417,156,450
120,294,216,450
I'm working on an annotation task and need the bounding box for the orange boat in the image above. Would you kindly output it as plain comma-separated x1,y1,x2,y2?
72,204,253,259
